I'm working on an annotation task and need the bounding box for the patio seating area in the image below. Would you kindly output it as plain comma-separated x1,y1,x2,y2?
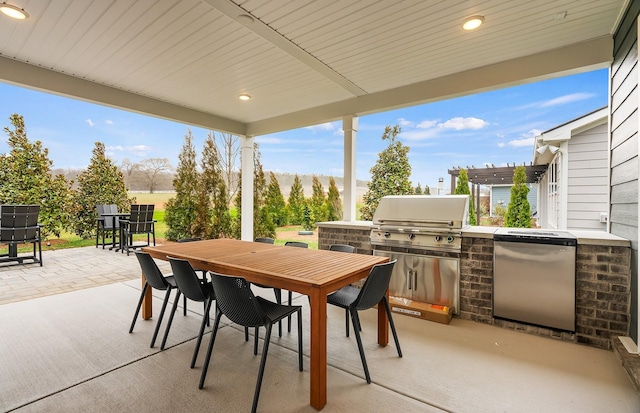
1,246,639,412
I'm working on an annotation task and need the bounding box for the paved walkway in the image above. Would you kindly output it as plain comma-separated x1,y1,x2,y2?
0,246,170,306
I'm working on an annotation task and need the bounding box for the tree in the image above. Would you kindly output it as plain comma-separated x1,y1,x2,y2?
423,185,431,195
164,131,199,241
301,201,314,231
0,114,73,238
139,157,172,193
265,172,288,227
326,177,342,221
72,142,132,239
120,158,138,190
454,169,477,225
360,125,413,220
505,166,531,228
214,131,241,205
310,175,327,223
194,132,232,239
414,183,423,195
287,174,305,225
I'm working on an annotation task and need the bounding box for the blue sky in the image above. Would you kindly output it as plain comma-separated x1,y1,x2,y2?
0,68,608,191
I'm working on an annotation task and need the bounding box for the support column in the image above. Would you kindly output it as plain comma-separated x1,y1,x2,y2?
240,136,254,241
343,116,358,221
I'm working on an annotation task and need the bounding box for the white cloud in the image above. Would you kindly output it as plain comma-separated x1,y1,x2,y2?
106,145,124,151
400,128,442,141
105,120,114,125
305,122,335,132
507,137,535,147
497,142,505,148
438,117,488,130
85,119,94,127
540,92,594,107
129,145,151,151
397,117,415,127
417,120,438,129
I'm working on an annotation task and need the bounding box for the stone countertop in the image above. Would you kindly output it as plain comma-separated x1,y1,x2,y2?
317,221,630,247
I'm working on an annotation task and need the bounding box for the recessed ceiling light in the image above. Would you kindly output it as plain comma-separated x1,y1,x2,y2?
462,15,484,31
0,2,28,19
237,14,254,25
238,93,251,101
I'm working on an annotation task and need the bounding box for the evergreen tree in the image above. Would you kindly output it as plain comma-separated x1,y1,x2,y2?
287,174,305,225
301,201,314,231
424,185,431,195
310,175,327,223
454,169,477,225
72,142,130,239
1,114,73,238
265,171,288,227
414,183,423,195
360,125,413,220
505,166,531,228
194,132,232,239
326,177,342,221
164,130,199,241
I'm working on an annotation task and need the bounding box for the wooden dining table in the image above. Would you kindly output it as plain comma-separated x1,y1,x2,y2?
141,238,389,410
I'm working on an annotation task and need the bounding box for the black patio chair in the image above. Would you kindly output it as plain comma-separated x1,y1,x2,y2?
177,237,207,280
0,204,42,267
327,260,402,383
129,251,187,348
121,204,156,255
164,257,216,365
95,204,120,249
327,244,357,335
199,272,303,413
282,241,308,332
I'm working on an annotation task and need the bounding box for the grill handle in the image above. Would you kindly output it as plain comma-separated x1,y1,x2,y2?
414,271,418,291
376,218,454,226
407,269,412,290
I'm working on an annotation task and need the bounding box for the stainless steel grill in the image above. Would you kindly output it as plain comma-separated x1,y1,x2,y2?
371,195,470,314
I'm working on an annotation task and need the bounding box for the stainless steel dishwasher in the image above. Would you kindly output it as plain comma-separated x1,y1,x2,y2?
493,229,577,331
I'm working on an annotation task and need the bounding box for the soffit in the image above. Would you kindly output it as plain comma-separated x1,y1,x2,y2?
0,0,626,136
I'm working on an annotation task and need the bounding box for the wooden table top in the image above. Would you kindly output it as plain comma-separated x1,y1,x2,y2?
143,238,388,294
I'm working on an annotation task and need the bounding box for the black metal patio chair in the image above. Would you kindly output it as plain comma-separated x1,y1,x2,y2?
120,204,155,255
199,272,303,413
327,260,402,383
95,204,120,249
0,204,42,267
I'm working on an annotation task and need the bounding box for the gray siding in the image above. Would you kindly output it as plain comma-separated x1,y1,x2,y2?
567,123,609,230
611,0,639,342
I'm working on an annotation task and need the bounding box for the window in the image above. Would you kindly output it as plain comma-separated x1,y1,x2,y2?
546,155,561,229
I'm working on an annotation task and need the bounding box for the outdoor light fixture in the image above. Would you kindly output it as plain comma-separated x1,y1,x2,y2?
462,15,484,30
536,144,549,154
0,2,28,19
238,93,251,101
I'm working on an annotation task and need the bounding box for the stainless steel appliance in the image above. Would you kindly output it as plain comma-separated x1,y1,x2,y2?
371,195,469,313
493,228,577,331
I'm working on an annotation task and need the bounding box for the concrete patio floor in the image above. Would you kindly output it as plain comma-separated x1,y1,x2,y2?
1,246,639,412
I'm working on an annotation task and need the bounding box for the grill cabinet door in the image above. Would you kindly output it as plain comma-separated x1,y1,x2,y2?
411,255,459,310
374,251,411,299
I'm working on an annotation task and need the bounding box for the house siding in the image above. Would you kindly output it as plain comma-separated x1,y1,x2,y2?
611,0,640,342
490,184,537,217
567,123,609,230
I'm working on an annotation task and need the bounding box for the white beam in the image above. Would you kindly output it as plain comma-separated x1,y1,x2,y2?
342,116,358,221
241,136,254,241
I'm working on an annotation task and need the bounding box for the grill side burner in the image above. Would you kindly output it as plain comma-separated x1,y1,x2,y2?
370,195,469,314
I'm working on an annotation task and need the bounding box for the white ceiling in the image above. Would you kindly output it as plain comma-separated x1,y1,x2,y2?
0,0,626,137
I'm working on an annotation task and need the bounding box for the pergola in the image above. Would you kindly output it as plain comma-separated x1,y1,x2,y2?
448,164,548,220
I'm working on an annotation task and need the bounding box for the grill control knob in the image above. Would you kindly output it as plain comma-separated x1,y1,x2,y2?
384,232,391,238
434,235,442,242
446,236,454,243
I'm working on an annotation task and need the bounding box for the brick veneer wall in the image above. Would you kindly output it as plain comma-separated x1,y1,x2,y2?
318,224,631,351
459,235,631,350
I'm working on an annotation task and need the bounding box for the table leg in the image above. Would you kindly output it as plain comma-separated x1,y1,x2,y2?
309,288,327,410
141,273,152,320
377,289,389,346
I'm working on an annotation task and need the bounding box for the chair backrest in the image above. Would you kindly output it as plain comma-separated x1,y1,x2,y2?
0,205,40,242
135,251,170,290
285,241,308,248
96,204,119,229
168,257,209,302
353,260,397,311
329,244,355,253
254,237,275,244
128,204,155,233
210,273,266,328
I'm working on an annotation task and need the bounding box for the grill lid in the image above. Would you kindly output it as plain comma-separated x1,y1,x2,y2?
372,195,470,229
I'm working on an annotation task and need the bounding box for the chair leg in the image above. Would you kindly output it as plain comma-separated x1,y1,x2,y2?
191,297,213,368
183,293,187,316
245,326,249,342
254,327,259,355
129,282,149,333
160,289,181,350
252,323,272,413
383,297,402,357
150,287,173,348
297,308,303,371
273,288,282,337
287,290,293,332
345,308,350,337
350,307,371,383
199,310,224,389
